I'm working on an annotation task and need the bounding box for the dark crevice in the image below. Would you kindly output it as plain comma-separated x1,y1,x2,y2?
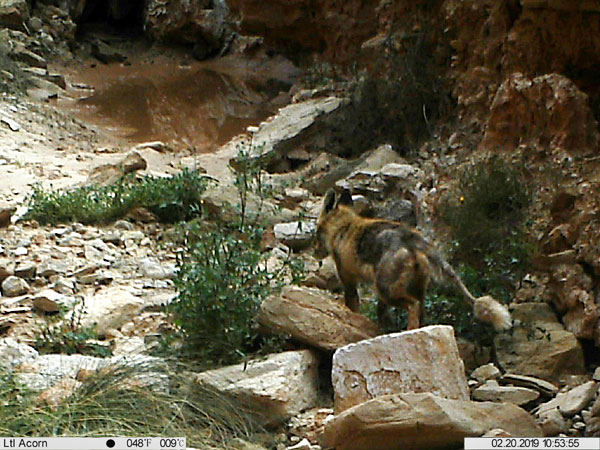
76,0,146,37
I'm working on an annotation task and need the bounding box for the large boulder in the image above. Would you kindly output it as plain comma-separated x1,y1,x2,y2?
195,350,320,426
495,303,585,382
258,286,379,352
332,325,469,413
321,393,543,450
244,96,347,172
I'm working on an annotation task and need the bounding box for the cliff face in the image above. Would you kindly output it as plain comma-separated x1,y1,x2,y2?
226,0,446,65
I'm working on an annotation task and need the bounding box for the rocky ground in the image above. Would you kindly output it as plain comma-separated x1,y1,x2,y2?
2,1,600,450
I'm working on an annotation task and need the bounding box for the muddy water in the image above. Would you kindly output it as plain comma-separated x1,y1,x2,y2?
66,56,296,152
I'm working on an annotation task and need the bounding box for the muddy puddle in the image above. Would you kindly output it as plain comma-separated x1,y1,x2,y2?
63,55,298,152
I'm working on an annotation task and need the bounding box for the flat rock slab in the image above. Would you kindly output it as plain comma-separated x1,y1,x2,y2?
537,381,598,418
472,381,540,406
195,350,320,426
321,392,543,450
500,373,559,397
258,286,379,352
332,325,469,413
248,97,346,161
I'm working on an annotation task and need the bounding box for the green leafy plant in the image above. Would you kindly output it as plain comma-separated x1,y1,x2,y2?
440,156,533,301
34,301,112,358
25,169,211,225
168,147,303,365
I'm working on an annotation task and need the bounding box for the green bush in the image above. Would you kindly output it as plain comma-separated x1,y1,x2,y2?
35,307,112,358
168,148,303,365
440,156,532,300
431,156,533,341
25,169,211,225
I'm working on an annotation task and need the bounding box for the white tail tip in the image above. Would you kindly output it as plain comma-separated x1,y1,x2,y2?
474,295,512,331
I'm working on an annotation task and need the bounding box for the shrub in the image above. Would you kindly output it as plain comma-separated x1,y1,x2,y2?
35,305,112,358
168,148,303,365
440,155,533,300
25,169,211,225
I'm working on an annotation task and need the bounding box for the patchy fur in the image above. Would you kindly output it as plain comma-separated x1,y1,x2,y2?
316,189,512,331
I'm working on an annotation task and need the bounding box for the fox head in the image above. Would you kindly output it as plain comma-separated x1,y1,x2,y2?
315,189,354,256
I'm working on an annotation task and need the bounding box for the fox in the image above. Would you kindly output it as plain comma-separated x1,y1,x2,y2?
316,189,512,331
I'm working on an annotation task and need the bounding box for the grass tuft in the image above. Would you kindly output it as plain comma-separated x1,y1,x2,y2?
24,169,211,225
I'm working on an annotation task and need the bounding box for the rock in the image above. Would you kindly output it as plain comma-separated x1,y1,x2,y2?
471,364,502,383
500,374,559,397
482,429,514,437
9,48,47,68
301,153,361,196
144,0,231,58
0,337,38,370
481,73,599,155
0,115,20,131
139,258,175,280
273,221,316,250
0,0,29,32
32,289,75,313
2,275,29,297
91,39,126,64
283,187,310,204
227,0,379,65
285,438,315,450
76,286,145,336
495,303,585,382
13,246,27,256
258,286,379,352
87,151,147,186
537,381,598,418
586,396,600,436
373,198,416,225
195,350,320,426
549,263,598,341
336,161,422,197
331,325,469,413
114,220,135,231
0,266,12,284
537,407,570,436
22,67,67,89
16,353,166,391
243,97,347,170
38,259,69,277
14,262,36,279
302,255,341,291
0,205,16,227
320,393,543,450
472,381,540,406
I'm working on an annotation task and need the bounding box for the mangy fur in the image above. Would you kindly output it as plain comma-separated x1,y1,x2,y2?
316,190,512,331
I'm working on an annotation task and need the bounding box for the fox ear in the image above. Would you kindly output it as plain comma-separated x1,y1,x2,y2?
337,190,353,206
323,189,336,213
